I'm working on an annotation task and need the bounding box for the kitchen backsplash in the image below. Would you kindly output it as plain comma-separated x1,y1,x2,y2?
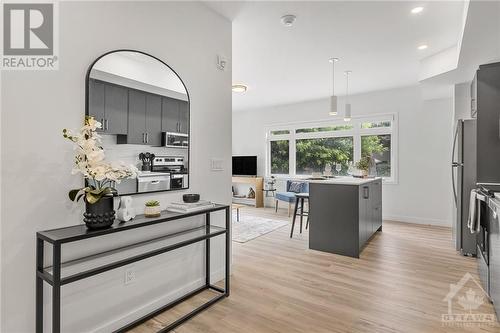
101,135,188,169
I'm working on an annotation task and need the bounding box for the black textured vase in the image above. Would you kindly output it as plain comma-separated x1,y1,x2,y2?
83,195,115,229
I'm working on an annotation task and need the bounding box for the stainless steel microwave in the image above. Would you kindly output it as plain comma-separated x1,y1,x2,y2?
161,132,189,148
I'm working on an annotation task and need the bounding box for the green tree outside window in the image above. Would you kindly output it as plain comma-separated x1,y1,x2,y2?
296,137,353,175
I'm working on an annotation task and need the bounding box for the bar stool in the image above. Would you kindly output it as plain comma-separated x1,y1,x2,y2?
290,193,309,238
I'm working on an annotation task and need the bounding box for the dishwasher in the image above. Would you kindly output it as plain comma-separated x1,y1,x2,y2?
477,191,490,296
489,197,500,317
137,172,170,193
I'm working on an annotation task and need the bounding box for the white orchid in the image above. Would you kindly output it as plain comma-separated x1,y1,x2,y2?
87,150,105,163
63,116,138,204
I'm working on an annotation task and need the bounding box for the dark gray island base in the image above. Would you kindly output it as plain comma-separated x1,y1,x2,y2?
309,178,382,258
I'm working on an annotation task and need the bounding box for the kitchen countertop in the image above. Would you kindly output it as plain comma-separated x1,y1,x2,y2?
305,177,382,186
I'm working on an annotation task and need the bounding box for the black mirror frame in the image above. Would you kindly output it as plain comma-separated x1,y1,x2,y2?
85,49,190,195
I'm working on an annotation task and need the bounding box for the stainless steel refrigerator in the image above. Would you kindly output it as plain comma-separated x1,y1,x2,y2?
452,119,477,256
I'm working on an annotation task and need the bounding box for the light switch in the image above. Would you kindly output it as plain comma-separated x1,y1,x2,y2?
211,158,224,171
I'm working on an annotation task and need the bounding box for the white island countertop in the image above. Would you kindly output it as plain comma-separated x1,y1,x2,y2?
305,177,382,186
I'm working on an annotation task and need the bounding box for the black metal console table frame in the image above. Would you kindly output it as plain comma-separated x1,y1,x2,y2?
36,204,230,333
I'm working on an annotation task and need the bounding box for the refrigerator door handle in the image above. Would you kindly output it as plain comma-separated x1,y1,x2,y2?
452,121,459,164
452,164,459,207
452,122,460,207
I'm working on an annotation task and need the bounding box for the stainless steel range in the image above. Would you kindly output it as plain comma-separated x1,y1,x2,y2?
152,156,188,189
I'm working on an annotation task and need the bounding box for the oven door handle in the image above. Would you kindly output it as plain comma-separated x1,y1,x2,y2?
489,199,499,219
477,193,487,202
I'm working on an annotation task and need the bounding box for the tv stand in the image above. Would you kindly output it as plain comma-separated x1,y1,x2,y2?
232,176,263,208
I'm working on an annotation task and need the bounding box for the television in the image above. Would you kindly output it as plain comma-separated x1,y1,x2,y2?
232,156,257,176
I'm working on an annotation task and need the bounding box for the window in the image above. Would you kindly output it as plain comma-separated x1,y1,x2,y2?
296,137,353,175
266,115,397,182
361,121,391,129
271,130,290,135
270,140,289,174
296,125,353,133
361,134,391,177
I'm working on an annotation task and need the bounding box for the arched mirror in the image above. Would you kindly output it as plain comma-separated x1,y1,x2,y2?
86,50,190,195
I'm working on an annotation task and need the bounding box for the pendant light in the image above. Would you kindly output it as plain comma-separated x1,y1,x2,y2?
344,70,352,122
329,57,339,116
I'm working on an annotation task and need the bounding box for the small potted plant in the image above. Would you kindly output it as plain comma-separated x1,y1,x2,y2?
144,200,161,217
63,116,137,229
355,156,371,178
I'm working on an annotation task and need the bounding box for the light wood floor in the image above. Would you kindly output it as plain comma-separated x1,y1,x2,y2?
131,207,499,333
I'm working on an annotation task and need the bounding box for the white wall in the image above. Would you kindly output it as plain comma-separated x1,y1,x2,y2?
233,86,454,226
1,2,231,332
0,62,3,332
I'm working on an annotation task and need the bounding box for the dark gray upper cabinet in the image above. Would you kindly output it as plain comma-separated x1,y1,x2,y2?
88,79,128,135
88,80,105,132
476,63,500,184
178,100,189,134
162,97,179,133
146,94,162,146
127,89,147,145
161,97,189,134
126,90,163,145
90,79,189,144
104,84,128,135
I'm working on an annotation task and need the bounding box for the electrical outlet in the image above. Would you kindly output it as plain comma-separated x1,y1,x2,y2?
124,267,135,285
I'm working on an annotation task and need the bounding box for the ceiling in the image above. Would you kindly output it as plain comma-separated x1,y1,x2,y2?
204,1,466,111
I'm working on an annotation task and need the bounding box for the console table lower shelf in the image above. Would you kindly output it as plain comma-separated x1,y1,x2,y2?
36,204,230,333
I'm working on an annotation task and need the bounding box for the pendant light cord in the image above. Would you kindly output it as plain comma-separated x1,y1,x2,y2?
346,71,349,103
332,61,335,96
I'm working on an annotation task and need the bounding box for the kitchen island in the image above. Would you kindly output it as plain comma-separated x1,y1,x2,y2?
308,177,382,258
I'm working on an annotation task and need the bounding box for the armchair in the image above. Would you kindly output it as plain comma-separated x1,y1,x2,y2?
275,180,309,217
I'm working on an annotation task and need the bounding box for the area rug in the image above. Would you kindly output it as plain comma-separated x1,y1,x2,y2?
232,214,289,243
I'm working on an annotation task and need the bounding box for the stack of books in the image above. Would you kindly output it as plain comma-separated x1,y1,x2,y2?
166,200,215,213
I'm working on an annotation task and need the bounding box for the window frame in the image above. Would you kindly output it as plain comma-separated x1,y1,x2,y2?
265,113,398,184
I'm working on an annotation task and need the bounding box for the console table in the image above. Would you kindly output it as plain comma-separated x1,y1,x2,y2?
36,204,230,333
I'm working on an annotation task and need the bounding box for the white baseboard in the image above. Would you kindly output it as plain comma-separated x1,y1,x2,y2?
93,269,225,333
383,214,451,227
262,205,452,227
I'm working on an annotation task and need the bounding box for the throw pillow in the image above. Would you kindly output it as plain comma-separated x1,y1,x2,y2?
288,182,303,193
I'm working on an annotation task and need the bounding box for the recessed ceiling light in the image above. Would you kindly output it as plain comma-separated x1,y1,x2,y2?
281,14,296,27
417,44,428,50
411,6,424,14
232,84,248,93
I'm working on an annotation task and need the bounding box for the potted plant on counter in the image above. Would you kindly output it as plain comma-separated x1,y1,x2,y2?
144,200,161,217
355,156,371,178
63,116,138,229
